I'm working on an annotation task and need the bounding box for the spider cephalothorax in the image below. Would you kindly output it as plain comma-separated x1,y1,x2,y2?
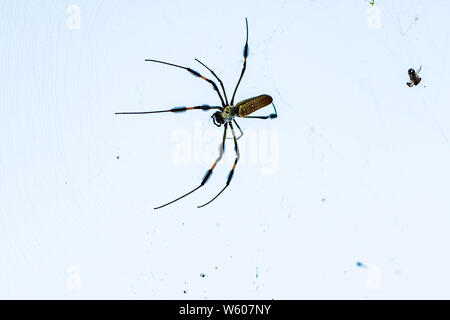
212,106,237,127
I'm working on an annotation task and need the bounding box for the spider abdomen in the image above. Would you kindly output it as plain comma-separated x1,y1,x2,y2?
236,94,273,117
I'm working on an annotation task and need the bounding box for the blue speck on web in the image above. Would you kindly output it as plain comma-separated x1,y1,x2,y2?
356,261,367,268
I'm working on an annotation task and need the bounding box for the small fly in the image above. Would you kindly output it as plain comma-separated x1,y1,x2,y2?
407,66,422,87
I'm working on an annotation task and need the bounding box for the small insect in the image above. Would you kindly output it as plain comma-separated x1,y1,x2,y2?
407,66,422,87
369,0,375,6
116,18,277,209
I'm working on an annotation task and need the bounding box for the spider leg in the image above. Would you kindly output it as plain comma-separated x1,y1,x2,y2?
195,58,229,106
116,105,222,115
145,59,226,107
230,18,249,105
241,103,278,120
198,122,240,208
154,124,228,210
226,119,244,140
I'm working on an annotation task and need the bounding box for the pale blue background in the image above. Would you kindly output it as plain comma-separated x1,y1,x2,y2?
1,0,450,299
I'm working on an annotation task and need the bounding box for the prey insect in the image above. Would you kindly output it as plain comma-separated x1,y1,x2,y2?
407,66,422,87
116,18,277,209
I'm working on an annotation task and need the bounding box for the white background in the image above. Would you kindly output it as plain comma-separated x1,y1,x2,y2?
1,0,450,299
